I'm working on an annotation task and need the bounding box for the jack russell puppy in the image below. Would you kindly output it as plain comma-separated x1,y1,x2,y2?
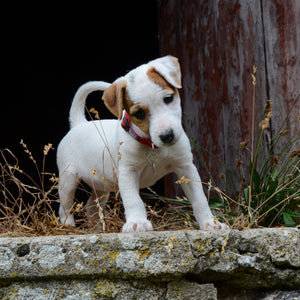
57,55,228,232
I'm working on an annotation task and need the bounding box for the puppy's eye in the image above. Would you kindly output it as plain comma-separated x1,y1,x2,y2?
132,108,146,120
163,95,174,104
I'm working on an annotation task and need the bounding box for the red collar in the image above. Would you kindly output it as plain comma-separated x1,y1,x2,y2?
121,112,158,149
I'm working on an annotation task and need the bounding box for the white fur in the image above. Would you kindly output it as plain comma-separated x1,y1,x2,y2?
57,56,229,232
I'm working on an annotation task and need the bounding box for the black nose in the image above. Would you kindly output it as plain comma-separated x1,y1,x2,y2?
159,129,175,144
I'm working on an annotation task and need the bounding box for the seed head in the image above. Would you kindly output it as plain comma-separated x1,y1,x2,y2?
240,140,249,150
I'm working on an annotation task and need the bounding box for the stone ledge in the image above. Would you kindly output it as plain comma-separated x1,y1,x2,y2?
0,228,299,299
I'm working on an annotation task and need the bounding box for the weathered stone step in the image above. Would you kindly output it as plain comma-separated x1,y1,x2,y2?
0,228,299,299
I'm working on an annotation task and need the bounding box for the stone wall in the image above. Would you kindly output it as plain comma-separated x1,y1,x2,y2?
0,228,299,299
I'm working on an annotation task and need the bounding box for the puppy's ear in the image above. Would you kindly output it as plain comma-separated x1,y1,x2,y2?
148,55,182,88
102,80,126,119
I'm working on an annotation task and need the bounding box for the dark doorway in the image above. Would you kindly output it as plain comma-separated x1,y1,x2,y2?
2,1,159,183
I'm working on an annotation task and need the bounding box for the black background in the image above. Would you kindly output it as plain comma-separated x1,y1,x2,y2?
2,1,159,181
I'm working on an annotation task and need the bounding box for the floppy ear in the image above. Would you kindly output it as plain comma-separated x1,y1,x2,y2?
148,55,182,88
102,80,126,119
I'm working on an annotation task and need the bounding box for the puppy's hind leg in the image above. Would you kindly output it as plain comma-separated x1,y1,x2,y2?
86,190,109,230
58,171,79,227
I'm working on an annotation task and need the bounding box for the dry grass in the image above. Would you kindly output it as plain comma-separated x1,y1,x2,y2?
185,66,300,229
0,143,198,237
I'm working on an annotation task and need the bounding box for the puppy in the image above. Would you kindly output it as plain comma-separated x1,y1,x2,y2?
57,55,228,232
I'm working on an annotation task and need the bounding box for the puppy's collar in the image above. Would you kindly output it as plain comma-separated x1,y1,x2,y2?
121,112,158,149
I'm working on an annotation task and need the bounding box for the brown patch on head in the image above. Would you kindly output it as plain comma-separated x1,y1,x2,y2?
147,68,179,102
129,103,150,135
147,56,182,88
147,67,174,91
102,80,126,119
123,90,150,135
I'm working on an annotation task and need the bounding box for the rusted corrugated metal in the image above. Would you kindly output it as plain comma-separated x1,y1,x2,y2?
158,0,300,196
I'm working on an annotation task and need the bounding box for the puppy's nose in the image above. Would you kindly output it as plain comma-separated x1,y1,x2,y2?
159,129,175,144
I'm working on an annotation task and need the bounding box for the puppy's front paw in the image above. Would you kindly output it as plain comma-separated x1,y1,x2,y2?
122,220,153,233
201,217,229,231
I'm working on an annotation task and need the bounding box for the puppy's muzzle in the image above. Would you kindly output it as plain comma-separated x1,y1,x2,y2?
159,129,175,145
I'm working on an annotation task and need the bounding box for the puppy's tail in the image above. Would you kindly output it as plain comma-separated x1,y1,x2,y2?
69,81,111,128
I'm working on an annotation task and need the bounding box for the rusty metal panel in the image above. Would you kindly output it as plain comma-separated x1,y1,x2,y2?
158,0,300,196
